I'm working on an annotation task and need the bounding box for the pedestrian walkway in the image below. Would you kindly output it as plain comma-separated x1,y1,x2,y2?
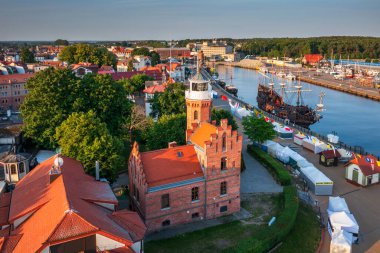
145,208,252,242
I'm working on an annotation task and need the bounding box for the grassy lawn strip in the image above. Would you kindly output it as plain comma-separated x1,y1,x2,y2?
276,203,321,253
247,145,292,186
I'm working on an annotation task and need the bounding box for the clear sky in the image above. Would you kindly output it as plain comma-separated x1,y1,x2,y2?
1,0,379,40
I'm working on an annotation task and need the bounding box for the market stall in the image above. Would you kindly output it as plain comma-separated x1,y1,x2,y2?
300,166,333,195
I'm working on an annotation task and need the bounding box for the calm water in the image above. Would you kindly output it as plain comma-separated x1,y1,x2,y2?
216,65,380,156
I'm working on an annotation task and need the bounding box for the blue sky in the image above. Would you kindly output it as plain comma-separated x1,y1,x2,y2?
1,0,379,40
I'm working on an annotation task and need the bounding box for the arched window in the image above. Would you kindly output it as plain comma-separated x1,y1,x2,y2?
10,164,17,175
194,110,198,120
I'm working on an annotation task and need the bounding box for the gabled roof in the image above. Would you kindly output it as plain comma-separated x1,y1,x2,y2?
190,122,217,149
347,154,380,176
320,149,341,159
143,84,167,94
140,145,204,188
1,156,146,253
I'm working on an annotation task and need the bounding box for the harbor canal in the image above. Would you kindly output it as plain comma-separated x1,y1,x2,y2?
216,65,380,156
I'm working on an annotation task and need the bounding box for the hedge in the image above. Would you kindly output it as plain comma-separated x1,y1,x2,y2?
221,186,299,253
247,145,292,186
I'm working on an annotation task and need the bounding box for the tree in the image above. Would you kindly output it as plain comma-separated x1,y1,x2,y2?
117,78,136,96
59,44,117,67
129,74,153,93
145,113,186,151
131,47,151,57
54,39,69,46
150,83,186,118
124,105,152,146
150,51,160,66
20,68,80,148
20,47,35,63
127,60,134,71
242,116,276,145
211,108,238,130
55,111,124,181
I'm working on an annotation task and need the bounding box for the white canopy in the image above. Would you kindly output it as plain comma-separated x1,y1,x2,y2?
330,229,352,253
268,143,284,157
300,166,333,185
276,146,295,163
328,197,350,213
297,159,313,169
289,152,305,163
328,211,359,235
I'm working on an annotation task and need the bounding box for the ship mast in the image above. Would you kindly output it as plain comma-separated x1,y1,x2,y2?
295,75,302,106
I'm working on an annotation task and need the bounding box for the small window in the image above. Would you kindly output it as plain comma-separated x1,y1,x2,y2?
194,110,198,120
192,212,200,219
221,157,227,171
10,164,17,175
162,220,170,227
220,205,228,213
19,163,25,173
220,181,227,195
191,187,199,201
222,133,226,151
177,151,183,158
161,194,170,209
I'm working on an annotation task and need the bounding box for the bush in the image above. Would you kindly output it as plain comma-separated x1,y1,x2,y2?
247,145,292,186
222,186,299,253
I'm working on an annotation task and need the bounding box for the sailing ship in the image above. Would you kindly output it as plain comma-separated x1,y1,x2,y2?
256,75,322,128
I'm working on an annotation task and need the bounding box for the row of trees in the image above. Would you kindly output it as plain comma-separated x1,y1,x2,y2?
59,44,117,67
239,37,380,59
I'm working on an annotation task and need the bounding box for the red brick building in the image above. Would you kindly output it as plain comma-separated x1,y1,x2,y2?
302,54,323,66
128,71,242,232
154,48,191,60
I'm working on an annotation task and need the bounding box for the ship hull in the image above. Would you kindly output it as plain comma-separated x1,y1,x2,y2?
257,84,319,128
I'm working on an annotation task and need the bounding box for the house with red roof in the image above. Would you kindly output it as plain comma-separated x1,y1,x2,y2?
0,156,146,252
0,73,34,112
71,62,99,77
98,65,116,75
129,70,242,232
345,154,380,186
302,54,323,66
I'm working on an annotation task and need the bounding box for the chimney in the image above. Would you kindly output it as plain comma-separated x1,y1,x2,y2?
95,161,100,181
168,141,177,148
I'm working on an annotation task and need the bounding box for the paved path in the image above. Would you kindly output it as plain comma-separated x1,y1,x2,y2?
145,208,251,242
214,97,283,194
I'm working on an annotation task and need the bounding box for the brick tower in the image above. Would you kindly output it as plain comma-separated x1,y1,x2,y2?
185,70,212,129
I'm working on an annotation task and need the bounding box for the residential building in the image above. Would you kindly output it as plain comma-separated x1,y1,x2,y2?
0,73,34,112
0,156,146,252
110,70,164,82
128,71,243,232
133,56,151,71
71,62,99,77
0,152,31,184
98,65,116,75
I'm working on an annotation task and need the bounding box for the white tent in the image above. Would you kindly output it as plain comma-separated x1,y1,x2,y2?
276,146,294,164
297,159,313,169
302,136,329,154
268,143,284,157
328,211,359,241
300,166,333,195
337,149,353,162
330,229,352,253
328,197,350,213
294,133,305,145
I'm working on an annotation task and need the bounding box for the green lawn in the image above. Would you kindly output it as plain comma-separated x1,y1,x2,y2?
145,195,282,253
275,203,321,253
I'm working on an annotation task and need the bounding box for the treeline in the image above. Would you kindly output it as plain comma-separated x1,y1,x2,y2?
239,36,380,60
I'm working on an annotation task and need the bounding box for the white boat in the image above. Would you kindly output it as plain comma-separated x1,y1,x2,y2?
286,72,296,80
276,71,286,78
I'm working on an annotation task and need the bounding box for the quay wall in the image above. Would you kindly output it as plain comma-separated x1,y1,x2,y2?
214,59,263,70
298,76,380,102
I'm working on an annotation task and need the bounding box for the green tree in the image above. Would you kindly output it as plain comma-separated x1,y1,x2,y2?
211,108,238,130
59,44,117,67
129,74,153,93
150,83,186,118
117,78,136,96
20,68,80,148
242,116,276,145
20,47,35,63
131,47,151,57
150,51,160,66
145,113,186,150
77,74,132,136
55,111,124,181
54,39,69,46
127,59,134,71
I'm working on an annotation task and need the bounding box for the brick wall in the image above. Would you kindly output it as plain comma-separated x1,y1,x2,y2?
186,99,212,129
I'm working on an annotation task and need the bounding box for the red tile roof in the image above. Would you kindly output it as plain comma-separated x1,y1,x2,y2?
140,145,204,187
348,154,380,176
190,122,218,149
303,54,323,64
143,84,167,94
1,156,146,253
320,149,341,159
0,73,34,84
110,70,162,81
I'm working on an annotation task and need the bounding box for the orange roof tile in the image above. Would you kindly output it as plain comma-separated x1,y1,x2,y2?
140,145,204,187
2,156,146,253
143,84,167,94
0,73,34,85
190,122,217,149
